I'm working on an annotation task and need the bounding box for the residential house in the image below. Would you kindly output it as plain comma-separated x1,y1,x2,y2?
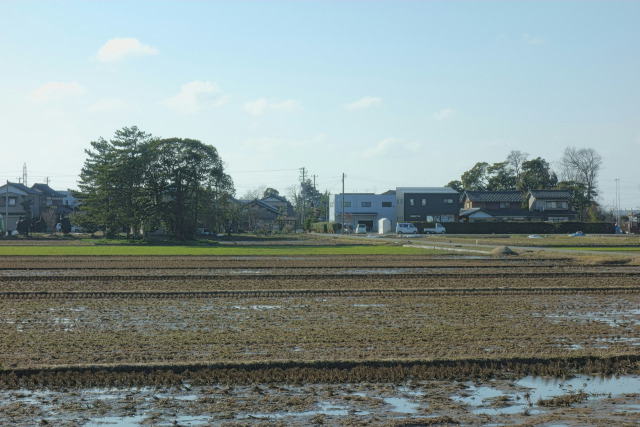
459,189,578,222
527,190,579,222
261,194,295,217
0,182,72,232
0,182,43,231
31,183,72,216
460,191,528,222
396,187,460,223
330,191,396,232
235,195,296,232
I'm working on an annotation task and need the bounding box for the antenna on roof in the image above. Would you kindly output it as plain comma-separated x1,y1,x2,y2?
22,163,27,187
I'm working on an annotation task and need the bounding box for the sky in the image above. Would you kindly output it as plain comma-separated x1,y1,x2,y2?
1,1,639,210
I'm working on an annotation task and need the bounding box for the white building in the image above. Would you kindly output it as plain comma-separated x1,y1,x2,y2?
329,191,396,232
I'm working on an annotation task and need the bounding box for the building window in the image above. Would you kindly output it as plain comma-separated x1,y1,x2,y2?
343,201,351,207
382,201,392,207
361,201,371,208
545,201,568,209
421,199,426,206
443,198,453,204
499,202,510,208
409,199,414,206
8,197,16,207
465,202,470,209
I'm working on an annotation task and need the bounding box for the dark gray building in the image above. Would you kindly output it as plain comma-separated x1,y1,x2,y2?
395,187,460,223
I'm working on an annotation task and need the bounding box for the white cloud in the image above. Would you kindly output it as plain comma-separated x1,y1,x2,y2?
363,137,400,158
89,99,127,113
523,33,545,45
243,98,302,116
314,133,329,143
344,96,383,111
27,82,86,102
96,37,159,62
363,137,423,158
434,108,457,121
163,81,229,114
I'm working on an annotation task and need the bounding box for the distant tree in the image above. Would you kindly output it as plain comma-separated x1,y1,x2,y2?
20,199,33,220
486,162,517,190
147,137,233,240
16,216,29,236
76,127,234,240
76,126,154,238
517,157,558,192
445,180,463,192
263,187,280,198
560,147,602,207
240,186,265,200
506,150,529,183
556,180,590,220
40,207,58,234
59,215,72,234
461,162,490,190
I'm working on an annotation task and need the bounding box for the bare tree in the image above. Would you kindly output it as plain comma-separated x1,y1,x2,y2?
560,147,603,206
40,208,58,234
506,150,529,182
241,186,267,200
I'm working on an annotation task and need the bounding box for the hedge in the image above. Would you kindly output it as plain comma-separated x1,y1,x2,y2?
311,222,342,234
412,221,615,235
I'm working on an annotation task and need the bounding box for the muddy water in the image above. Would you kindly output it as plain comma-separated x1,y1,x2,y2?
1,375,638,426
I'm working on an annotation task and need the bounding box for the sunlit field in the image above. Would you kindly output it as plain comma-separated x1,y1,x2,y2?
0,236,638,425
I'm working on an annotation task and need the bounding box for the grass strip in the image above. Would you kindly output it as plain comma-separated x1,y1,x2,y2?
2,355,638,388
0,245,442,256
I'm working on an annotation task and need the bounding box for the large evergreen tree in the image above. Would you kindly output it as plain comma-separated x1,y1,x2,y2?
76,127,234,240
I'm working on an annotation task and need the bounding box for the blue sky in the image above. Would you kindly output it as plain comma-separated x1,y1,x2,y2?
1,1,639,210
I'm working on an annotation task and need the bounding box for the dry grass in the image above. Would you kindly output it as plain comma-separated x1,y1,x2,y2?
0,253,638,388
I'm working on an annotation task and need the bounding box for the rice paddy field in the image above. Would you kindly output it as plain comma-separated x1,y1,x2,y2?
0,237,639,425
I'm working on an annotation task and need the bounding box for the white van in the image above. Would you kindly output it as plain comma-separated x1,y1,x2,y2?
355,224,367,234
396,223,418,234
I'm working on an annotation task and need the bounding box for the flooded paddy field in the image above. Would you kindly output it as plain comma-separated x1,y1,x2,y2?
0,253,639,425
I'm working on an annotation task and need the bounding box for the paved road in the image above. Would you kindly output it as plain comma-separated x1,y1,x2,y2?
331,233,640,256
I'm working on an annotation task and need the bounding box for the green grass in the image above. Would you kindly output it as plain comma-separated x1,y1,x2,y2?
0,244,441,256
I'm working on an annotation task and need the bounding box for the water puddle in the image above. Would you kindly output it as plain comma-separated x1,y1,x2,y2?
242,400,370,419
544,309,640,327
232,304,282,311
384,396,420,413
517,375,640,399
453,375,640,415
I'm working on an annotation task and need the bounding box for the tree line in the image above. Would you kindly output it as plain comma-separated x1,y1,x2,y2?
446,148,603,220
74,127,234,239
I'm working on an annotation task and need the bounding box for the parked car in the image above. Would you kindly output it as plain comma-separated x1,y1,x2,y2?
355,224,367,234
423,223,446,234
396,223,418,234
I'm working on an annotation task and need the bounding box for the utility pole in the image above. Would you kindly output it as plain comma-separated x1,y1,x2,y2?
22,163,28,187
326,190,330,223
615,178,621,227
5,180,8,233
341,173,345,233
299,167,306,229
